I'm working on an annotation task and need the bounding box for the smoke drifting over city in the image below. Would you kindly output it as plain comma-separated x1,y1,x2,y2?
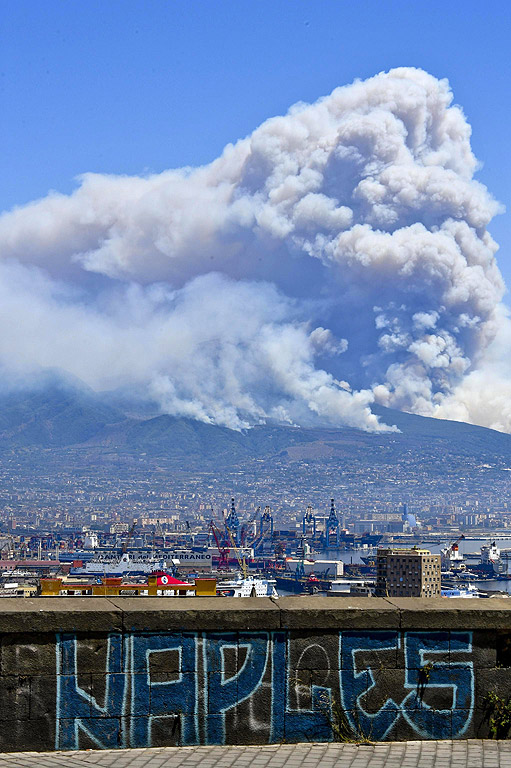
0,67,509,432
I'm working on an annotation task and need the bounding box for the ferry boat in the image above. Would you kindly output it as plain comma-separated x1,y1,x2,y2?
329,578,374,596
441,584,484,598
69,549,212,577
70,552,169,576
217,573,279,597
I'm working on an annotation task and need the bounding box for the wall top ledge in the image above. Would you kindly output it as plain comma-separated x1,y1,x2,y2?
0,597,123,633
0,596,510,633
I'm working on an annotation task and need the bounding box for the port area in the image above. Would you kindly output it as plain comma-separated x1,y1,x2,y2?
2,741,510,768
6,523,511,600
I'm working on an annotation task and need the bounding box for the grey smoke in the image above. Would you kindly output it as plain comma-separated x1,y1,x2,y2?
0,67,508,431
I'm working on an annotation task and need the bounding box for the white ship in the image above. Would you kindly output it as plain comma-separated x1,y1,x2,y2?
441,584,483,598
440,537,465,573
70,552,169,576
69,549,212,577
217,573,279,598
480,541,507,576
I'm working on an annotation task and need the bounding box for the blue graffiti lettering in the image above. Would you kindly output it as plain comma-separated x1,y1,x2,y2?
55,632,126,750
401,631,474,739
340,631,400,740
340,631,474,740
271,632,332,743
129,633,199,746
205,632,269,744
54,629,476,748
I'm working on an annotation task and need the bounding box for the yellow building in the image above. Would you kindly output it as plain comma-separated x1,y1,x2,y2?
375,547,441,597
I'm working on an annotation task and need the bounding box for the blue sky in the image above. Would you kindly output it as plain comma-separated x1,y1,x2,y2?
1,0,511,287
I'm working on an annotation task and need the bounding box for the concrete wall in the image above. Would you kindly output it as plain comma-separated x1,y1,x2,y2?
0,596,510,751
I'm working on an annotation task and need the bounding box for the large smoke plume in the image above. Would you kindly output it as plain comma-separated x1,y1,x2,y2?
0,67,509,431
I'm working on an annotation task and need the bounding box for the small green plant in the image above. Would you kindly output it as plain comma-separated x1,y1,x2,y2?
483,691,511,739
416,661,435,703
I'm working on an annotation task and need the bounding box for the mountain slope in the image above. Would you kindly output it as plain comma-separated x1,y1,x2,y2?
0,381,124,448
0,381,510,467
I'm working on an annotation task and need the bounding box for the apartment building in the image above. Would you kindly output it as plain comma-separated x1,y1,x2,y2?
375,547,441,597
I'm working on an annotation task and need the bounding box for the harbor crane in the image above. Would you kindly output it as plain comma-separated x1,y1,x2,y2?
240,507,260,546
209,520,230,570
226,525,248,578
302,505,317,538
325,499,340,548
225,499,241,545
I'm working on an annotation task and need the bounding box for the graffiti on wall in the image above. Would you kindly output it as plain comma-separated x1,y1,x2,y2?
55,630,474,749
340,631,474,740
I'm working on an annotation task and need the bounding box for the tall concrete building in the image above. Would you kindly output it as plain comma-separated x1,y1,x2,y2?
375,547,441,597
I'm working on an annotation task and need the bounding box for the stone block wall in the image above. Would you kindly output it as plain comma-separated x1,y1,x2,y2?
0,595,510,751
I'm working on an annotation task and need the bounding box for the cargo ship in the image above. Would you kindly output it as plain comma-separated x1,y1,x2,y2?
470,541,508,578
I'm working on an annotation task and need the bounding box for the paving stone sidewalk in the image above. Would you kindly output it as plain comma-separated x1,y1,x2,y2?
0,741,510,768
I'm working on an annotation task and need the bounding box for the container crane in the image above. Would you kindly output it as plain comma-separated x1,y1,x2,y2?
240,507,260,546
226,525,248,578
255,506,274,554
225,499,241,545
302,505,317,538
325,499,340,548
209,520,230,570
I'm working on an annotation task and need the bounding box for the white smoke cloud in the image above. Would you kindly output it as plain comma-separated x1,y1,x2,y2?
0,66,508,431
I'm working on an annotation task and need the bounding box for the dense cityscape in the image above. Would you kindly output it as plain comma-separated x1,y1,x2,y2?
0,431,510,601
3,1,511,759
0,443,511,534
